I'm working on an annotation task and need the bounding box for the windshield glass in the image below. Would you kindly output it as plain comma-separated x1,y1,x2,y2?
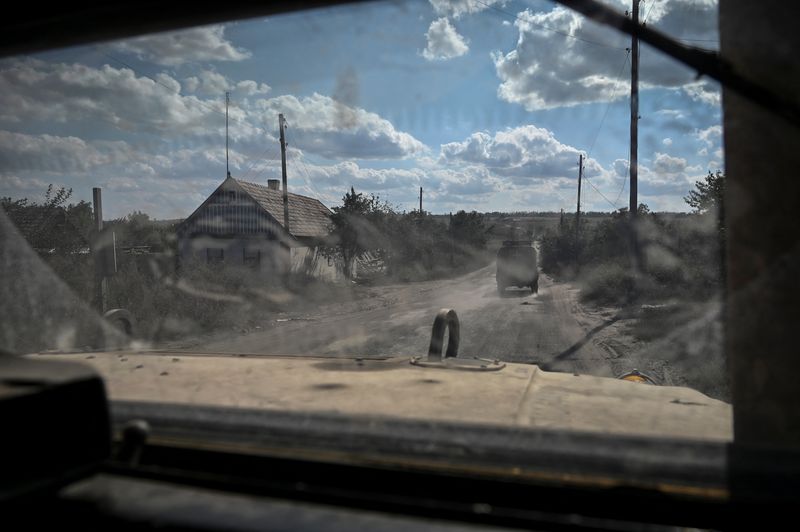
0,0,730,441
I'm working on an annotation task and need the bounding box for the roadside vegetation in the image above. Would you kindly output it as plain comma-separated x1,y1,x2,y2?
540,171,726,307
539,171,728,399
327,187,491,283
2,185,492,345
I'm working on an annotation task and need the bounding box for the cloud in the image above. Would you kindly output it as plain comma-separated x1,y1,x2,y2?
0,131,133,174
693,124,723,165
423,18,470,60
254,93,428,159
236,80,271,96
653,152,688,174
284,158,501,208
182,72,269,98
430,166,501,199
0,59,420,161
429,0,501,19
493,1,718,109
0,174,50,195
613,158,629,177
0,128,281,190
439,125,599,183
683,80,721,107
182,70,234,96
663,138,673,146
112,24,251,66
695,124,722,147
0,59,225,138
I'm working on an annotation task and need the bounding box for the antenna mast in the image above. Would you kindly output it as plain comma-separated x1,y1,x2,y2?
225,91,230,177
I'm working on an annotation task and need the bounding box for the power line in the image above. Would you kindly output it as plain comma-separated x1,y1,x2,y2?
580,48,630,211
101,51,229,122
583,175,618,210
473,0,627,50
614,142,631,206
241,143,281,181
642,0,657,24
282,125,330,202
586,49,631,157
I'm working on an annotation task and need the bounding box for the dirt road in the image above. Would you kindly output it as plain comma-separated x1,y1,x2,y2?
171,265,622,378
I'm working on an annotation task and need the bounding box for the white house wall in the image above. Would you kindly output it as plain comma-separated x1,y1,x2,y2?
179,235,290,277
289,246,343,282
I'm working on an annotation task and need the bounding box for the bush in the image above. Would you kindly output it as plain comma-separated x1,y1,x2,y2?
541,207,723,306
578,261,637,306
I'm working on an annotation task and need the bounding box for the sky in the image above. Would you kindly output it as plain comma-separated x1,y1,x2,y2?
0,0,723,219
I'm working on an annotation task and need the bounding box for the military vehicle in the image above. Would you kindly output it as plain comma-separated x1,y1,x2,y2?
496,240,539,295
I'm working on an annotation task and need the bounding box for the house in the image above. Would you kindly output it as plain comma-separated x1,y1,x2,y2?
177,175,338,280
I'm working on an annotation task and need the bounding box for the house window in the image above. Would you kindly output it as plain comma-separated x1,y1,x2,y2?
243,248,261,268
206,248,224,264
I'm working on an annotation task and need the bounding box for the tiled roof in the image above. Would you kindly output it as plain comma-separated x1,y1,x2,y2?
234,178,332,239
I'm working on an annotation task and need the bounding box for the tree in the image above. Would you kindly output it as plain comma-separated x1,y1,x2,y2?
330,187,392,279
685,170,726,285
107,211,174,252
1,185,92,254
449,210,488,250
685,171,725,215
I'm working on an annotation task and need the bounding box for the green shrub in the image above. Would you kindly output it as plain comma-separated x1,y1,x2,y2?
578,261,637,306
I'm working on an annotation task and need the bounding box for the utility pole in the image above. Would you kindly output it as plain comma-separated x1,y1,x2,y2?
92,187,107,313
225,92,230,177
279,113,290,233
419,187,423,214
629,0,640,218
575,154,583,239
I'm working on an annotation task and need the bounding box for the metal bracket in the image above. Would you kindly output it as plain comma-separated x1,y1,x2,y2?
411,309,505,371
104,308,134,336
427,308,460,361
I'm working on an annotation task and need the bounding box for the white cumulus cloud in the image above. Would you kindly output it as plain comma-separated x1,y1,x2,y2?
112,24,251,66
423,18,469,61
429,0,501,19
439,125,600,183
254,93,428,160
493,1,719,109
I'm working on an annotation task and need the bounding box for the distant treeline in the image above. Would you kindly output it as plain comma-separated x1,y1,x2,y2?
327,187,491,282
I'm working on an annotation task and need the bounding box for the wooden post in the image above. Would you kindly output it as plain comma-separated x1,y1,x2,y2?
629,0,639,218
92,187,107,313
279,113,290,233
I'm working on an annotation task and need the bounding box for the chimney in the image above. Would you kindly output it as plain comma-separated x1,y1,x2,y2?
267,179,280,191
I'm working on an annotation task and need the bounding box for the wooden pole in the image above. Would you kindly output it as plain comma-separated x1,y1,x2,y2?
279,113,290,233
92,187,107,313
629,0,640,217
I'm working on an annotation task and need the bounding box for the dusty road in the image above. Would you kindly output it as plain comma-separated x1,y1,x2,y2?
171,264,622,379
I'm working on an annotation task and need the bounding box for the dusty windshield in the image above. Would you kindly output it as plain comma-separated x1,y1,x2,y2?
0,1,728,436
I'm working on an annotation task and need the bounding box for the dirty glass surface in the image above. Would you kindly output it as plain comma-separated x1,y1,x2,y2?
0,1,730,440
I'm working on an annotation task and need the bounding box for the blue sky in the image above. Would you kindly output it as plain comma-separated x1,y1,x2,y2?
0,0,722,218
